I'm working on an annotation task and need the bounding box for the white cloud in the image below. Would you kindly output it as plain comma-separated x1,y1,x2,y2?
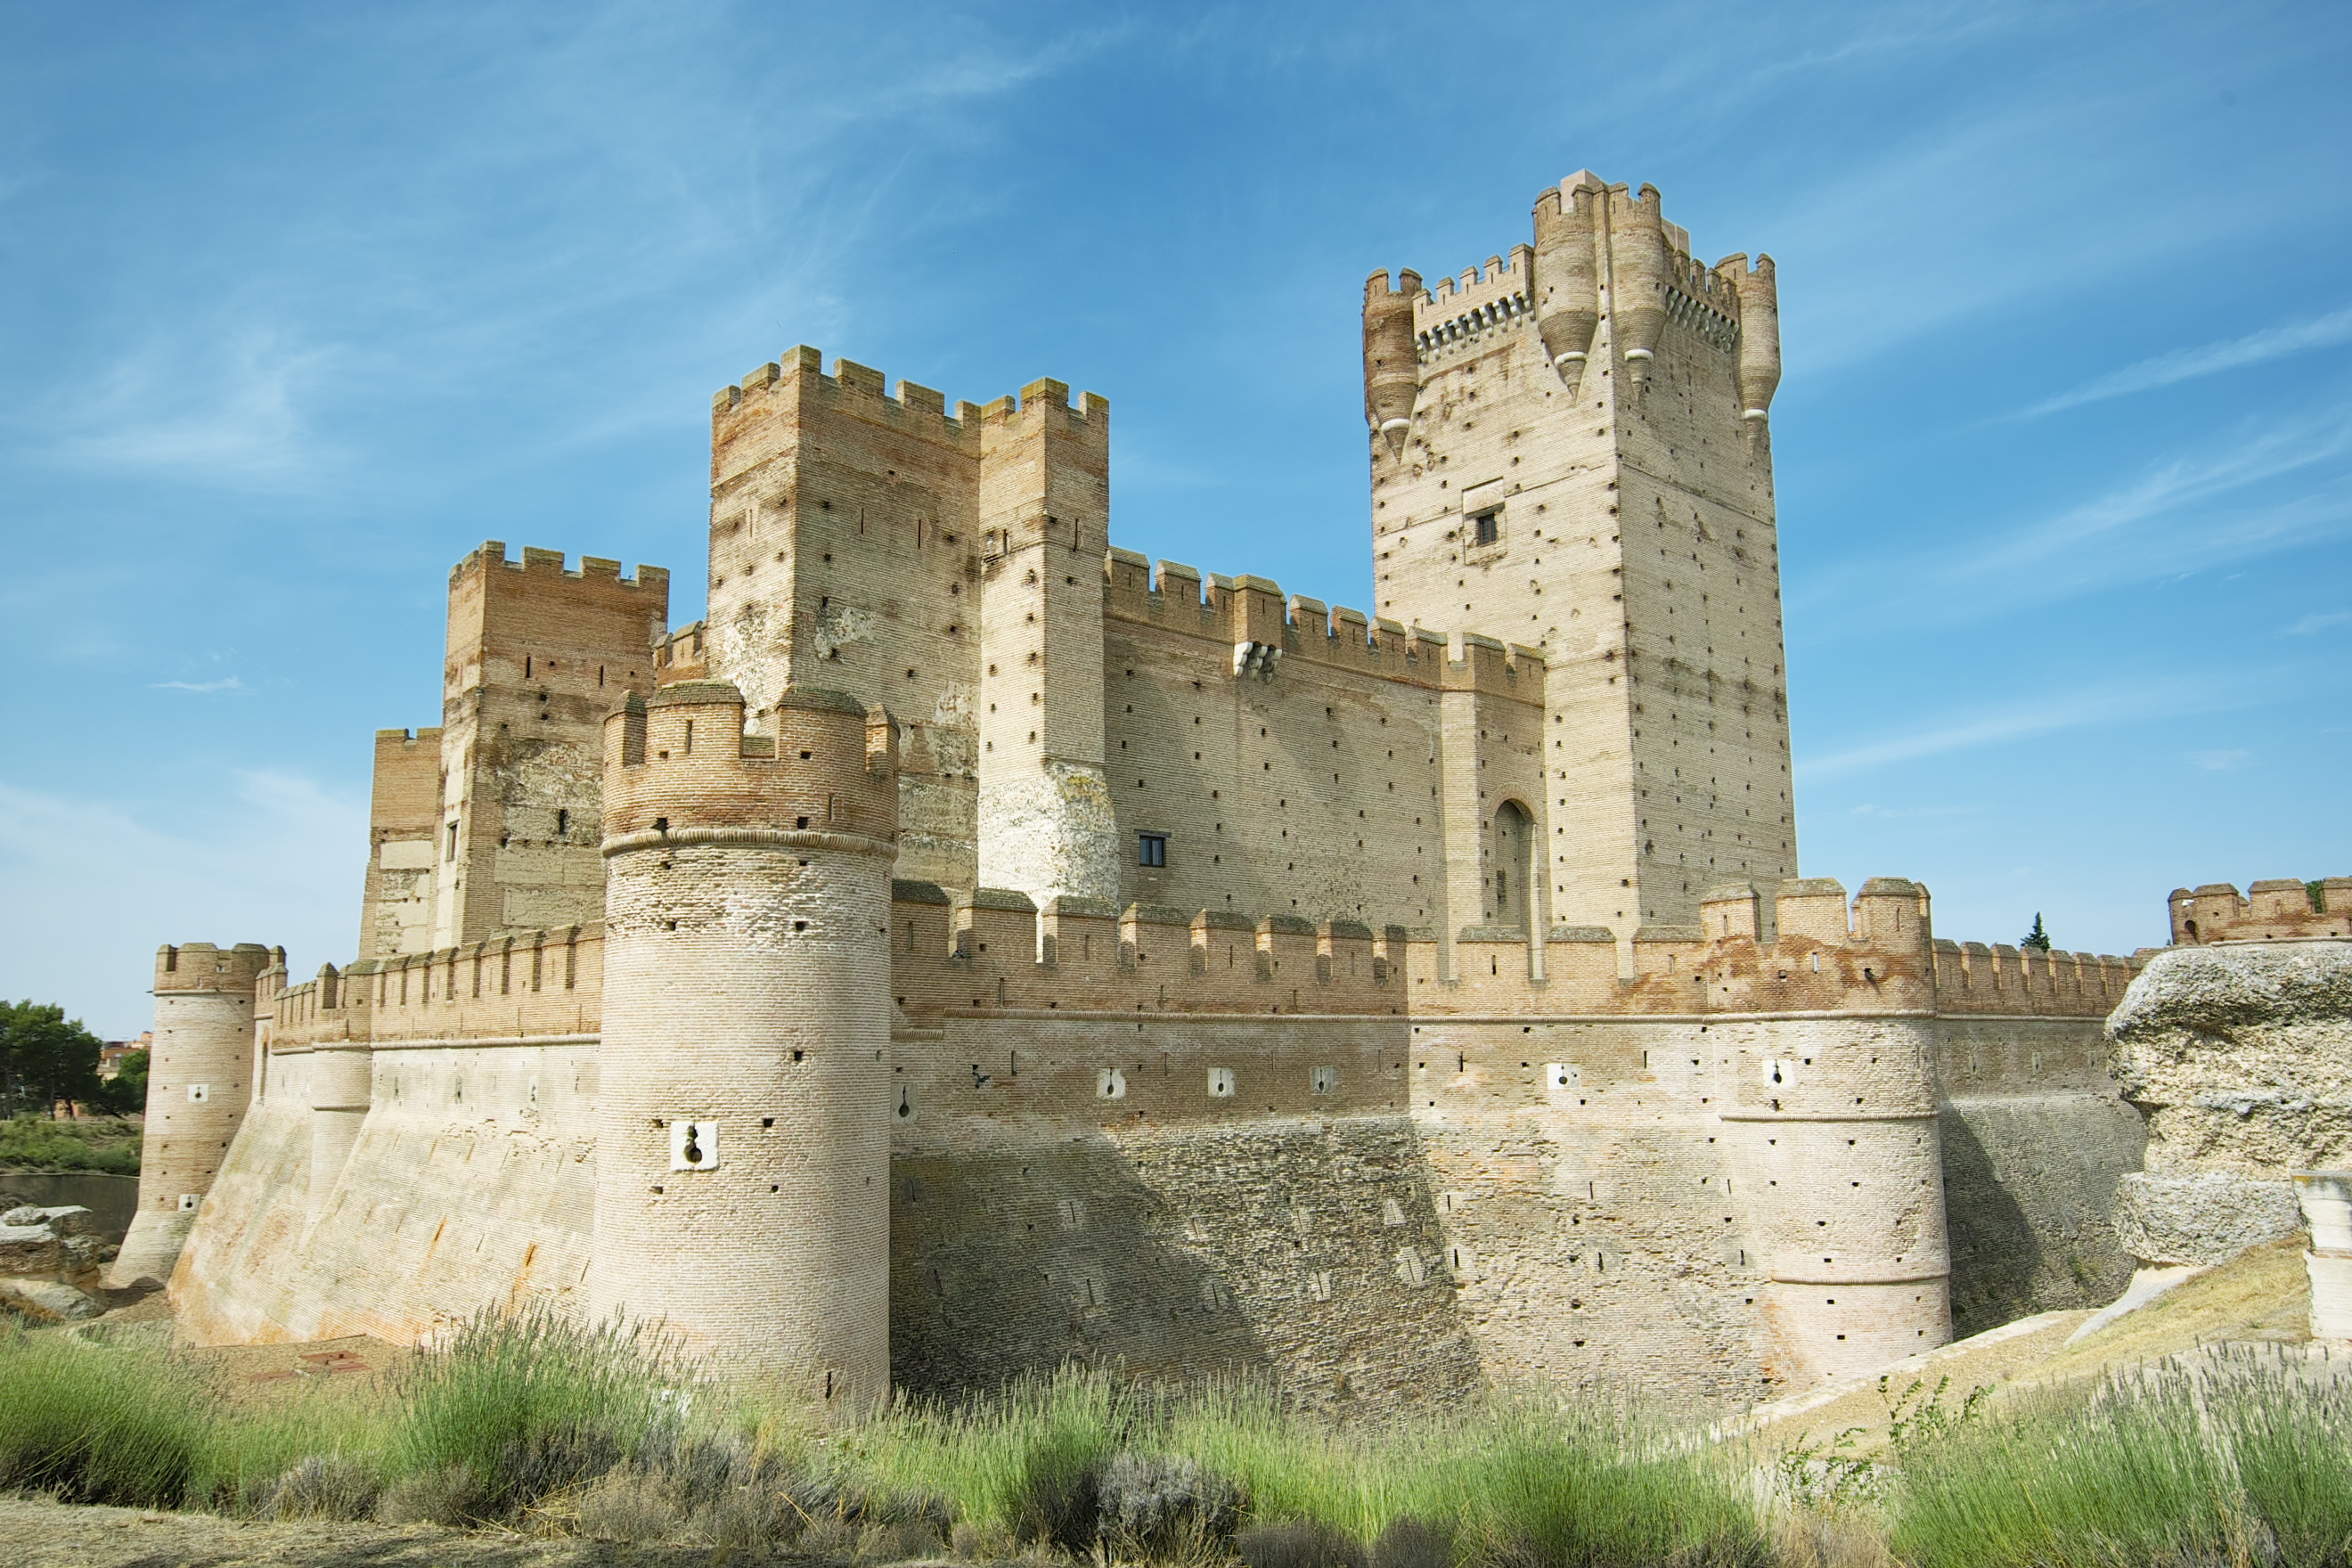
2286,609,2351,636
2186,748,2252,771
2021,303,2352,419
1798,673,2242,782
43,330,342,487
150,676,248,694
1788,406,2352,625
0,771,363,1037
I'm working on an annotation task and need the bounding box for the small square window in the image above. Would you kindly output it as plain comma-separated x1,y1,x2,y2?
1472,509,1500,546
1138,832,1167,869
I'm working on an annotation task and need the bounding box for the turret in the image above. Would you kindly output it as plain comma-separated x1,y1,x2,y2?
1362,269,1423,449
590,681,897,1417
1611,184,1671,395
1531,181,1601,396
109,942,276,1287
1722,880,1952,1384
1725,253,1782,429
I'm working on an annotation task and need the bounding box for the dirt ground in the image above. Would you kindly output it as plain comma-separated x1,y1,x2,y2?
0,1496,837,1567
1735,1234,2321,1458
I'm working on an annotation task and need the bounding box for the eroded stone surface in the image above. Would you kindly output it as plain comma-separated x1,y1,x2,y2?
2108,940,2352,1263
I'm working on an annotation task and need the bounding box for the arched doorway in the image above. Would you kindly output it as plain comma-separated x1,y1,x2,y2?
1492,801,1534,932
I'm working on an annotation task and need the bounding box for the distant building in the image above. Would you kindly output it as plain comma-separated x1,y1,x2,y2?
97,1033,151,1080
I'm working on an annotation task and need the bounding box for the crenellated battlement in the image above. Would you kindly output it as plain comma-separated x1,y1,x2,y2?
1929,939,2144,1016
455,541,666,593
1404,877,2138,1021
2168,877,2352,945
155,942,278,994
712,346,1106,449
1102,549,1542,694
602,682,897,849
653,621,707,683
1413,247,1535,359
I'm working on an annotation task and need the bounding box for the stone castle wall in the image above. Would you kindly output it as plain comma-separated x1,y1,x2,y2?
182,872,2144,1405
156,172,2189,1413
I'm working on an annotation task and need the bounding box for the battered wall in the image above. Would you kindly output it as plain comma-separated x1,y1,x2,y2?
171,1037,598,1345
1931,1015,2144,1336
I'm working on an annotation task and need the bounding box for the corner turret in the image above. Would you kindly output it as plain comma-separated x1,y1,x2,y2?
1722,253,1782,430
1363,268,1423,448
590,681,898,1416
1531,175,1603,395
110,942,277,1287
1610,184,1671,395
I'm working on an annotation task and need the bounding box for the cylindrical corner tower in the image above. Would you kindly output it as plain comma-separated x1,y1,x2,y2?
1730,254,1782,427
591,680,898,1417
1531,183,1600,393
109,941,274,1287
1610,184,1670,393
1725,1011,1952,1384
1362,268,1422,447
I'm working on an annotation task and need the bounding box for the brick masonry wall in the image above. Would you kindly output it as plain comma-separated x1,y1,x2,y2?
358,730,441,959
431,545,668,951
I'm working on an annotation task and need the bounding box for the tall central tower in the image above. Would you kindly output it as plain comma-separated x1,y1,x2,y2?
1365,171,1796,935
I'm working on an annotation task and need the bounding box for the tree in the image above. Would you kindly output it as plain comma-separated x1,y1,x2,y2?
0,1001,106,1116
96,1047,150,1116
2021,914,2052,952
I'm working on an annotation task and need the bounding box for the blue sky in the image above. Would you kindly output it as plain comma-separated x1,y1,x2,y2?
3,1,2347,1037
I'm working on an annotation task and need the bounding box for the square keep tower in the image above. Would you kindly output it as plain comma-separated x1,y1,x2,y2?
1363,171,1797,934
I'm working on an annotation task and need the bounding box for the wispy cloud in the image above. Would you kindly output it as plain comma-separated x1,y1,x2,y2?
2186,748,2251,771
2021,304,2352,418
1798,673,2243,781
44,330,341,487
1789,405,2352,626
150,676,248,694
0,770,363,1036
2286,609,2351,636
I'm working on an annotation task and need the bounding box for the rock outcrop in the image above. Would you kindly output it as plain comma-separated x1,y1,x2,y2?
2108,938,2352,1264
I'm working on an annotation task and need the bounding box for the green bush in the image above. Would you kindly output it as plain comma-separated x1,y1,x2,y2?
0,1325,214,1505
389,1302,700,1523
1881,1356,2352,1568
0,1112,141,1174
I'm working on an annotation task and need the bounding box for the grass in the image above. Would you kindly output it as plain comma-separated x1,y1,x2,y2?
0,1113,142,1175
1882,1346,2352,1568
6,1303,2352,1568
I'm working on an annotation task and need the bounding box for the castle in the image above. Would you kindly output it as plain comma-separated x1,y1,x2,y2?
119,175,2168,1417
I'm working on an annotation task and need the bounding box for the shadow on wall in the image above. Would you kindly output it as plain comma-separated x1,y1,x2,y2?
1940,1108,2139,1338
890,1117,1481,1412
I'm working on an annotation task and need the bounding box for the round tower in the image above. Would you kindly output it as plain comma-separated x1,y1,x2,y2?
109,942,276,1287
1362,268,1423,450
590,680,898,1417
1610,184,1670,394
1720,878,1950,1384
1728,253,1781,427
1531,182,1600,394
